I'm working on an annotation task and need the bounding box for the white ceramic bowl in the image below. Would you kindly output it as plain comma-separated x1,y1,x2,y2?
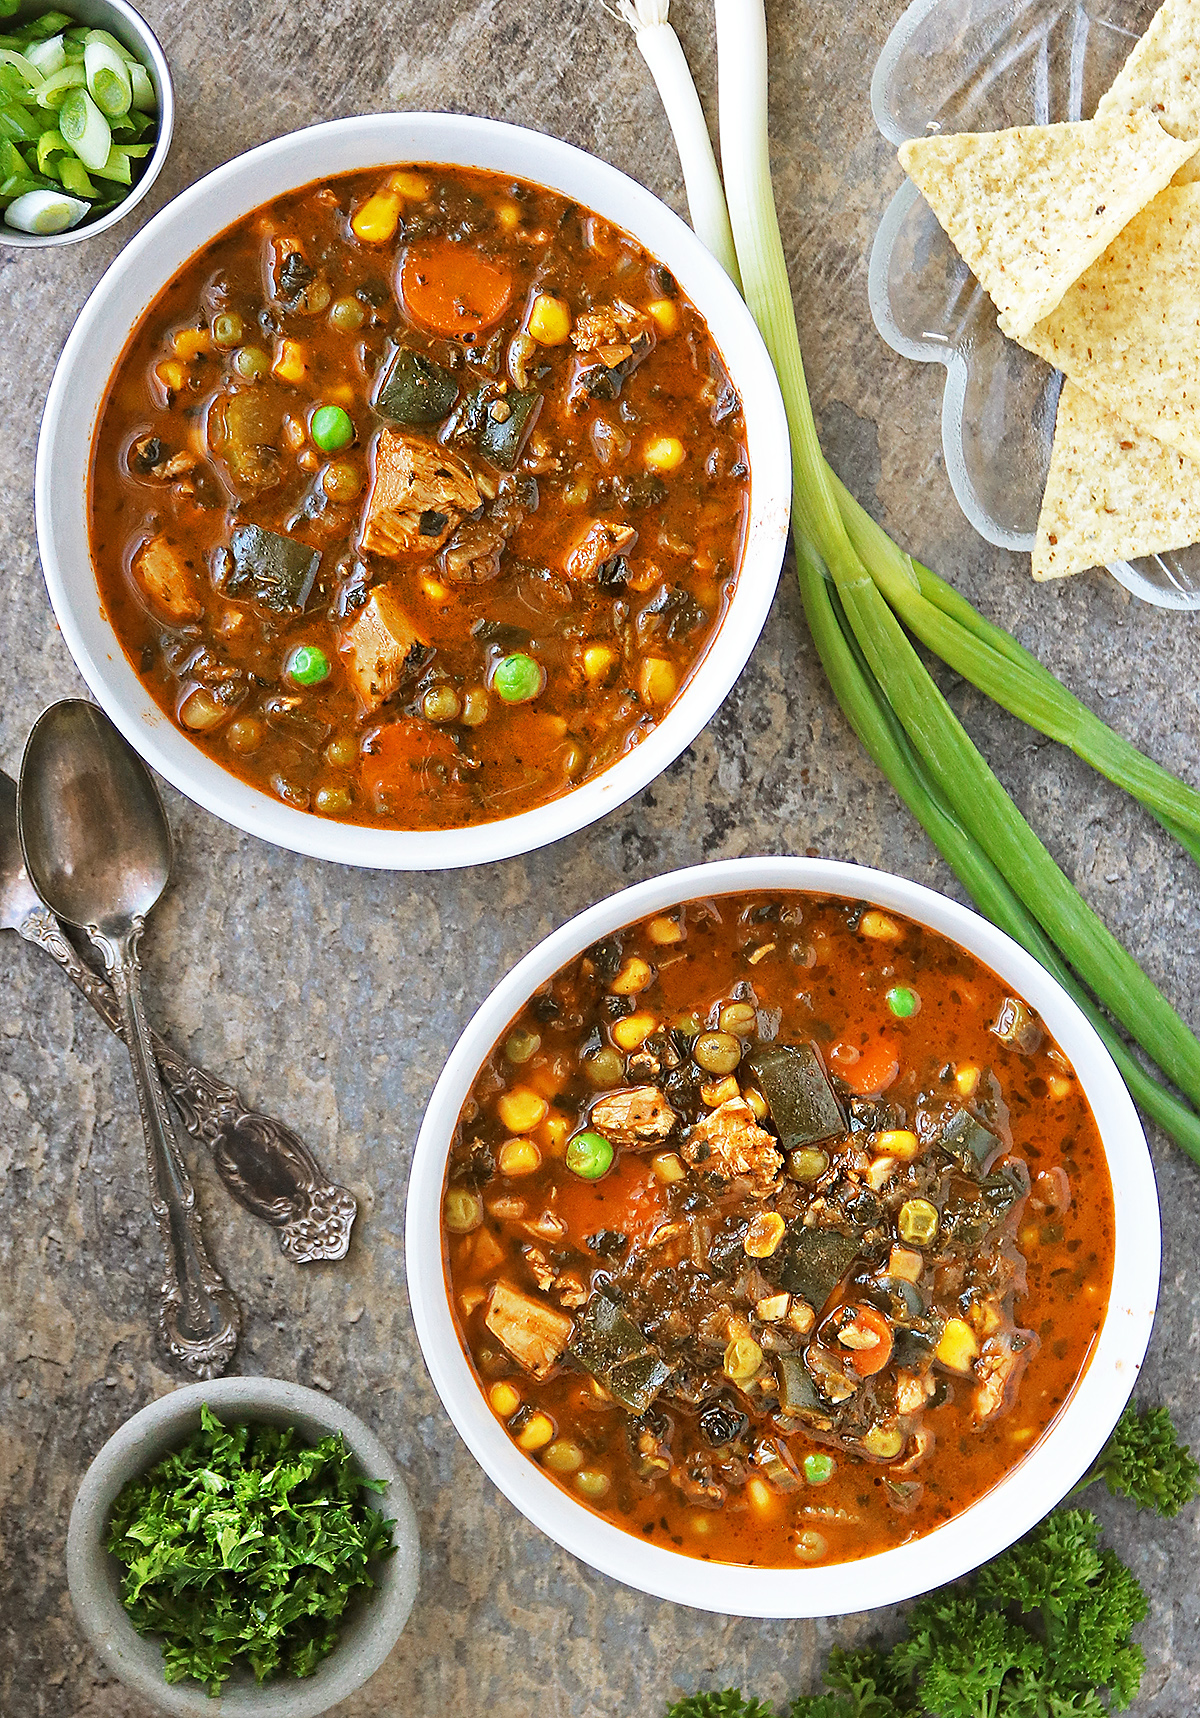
66,1377,420,1717
35,113,791,869
406,855,1161,1617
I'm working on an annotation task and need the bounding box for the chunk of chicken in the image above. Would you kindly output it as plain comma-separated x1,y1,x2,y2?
571,300,654,356
682,1096,783,1197
895,1369,937,1416
973,1339,1030,1423
484,1280,574,1379
132,535,202,624
339,585,427,712
568,301,656,409
360,429,482,557
562,518,638,582
589,1085,677,1146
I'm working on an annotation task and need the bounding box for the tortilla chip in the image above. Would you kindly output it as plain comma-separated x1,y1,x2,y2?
1014,184,1200,461
898,111,1197,336
1096,0,1200,185
1033,380,1200,580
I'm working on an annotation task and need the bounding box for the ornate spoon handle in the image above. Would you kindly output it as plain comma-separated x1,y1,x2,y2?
96,918,240,1378
18,904,357,1263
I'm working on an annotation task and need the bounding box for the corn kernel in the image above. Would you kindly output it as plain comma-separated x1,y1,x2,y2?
610,955,652,995
955,1063,980,1097
536,1110,571,1156
612,1012,658,1050
155,358,186,393
423,577,450,602
744,1211,786,1258
324,382,357,406
865,1154,897,1191
747,1477,778,1516
490,1381,521,1418
497,1087,549,1132
639,656,677,706
497,1137,542,1177
935,1317,980,1373
968,1299,1003,1337
744,1086,769,1122
700,1075,740,1106
724,1335,764,1384
1047,1073,1071,1099
173,327,211,360
528,292,572,346
756,1292,790,1322
876,1128,920,1161
860,910,901,940
272,339,307,384
643,434,685,472
647,297,680,336
647,915,683,945
387,170,430,198
283,414,306,451
651,1151,686,1184
583,643,618,683
351,191,401,243
516,1411,555,1451
496,201,521,231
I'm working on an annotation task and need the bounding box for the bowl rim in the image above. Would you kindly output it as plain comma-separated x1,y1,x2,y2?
34,110,791,868
405,854,1161,1617
0,0,175,249
65,1376,420,1717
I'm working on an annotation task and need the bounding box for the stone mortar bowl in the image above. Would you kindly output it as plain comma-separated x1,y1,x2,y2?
66,1376,420,1716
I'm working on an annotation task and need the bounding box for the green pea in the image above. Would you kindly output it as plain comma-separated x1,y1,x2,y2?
887,986,919,1018
788,1146,829,1184
584,1047,624,1087
566,1130,614,1180
324,733,359,768
287,644,331,686
505,1027,541,1064
803,1452,835,1486
233,344,269,381
492,652,544,703
212,312,245,348
314,783,352,816
422,684,462,724
330,294,366,332
311,404,355,452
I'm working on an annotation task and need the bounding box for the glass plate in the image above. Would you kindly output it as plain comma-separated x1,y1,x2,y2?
869,0,1200,609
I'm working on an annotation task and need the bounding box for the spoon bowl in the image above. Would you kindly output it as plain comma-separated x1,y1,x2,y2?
18,699,239,1376
19,700,172,935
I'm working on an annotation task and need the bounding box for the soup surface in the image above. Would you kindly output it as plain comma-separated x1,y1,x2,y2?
89,164,749,829
442,892,1115,1567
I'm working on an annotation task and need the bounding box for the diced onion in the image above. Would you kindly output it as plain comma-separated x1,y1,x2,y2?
3,189,89,234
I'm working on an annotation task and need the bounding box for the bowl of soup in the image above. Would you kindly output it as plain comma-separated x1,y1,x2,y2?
35,113,790,868
406,855,1160,1616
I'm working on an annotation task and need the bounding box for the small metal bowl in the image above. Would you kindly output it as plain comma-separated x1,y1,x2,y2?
1,0,174,249
66,1378,421,1717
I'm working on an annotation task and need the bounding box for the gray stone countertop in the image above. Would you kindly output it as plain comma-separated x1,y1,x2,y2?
2,0,1198,1712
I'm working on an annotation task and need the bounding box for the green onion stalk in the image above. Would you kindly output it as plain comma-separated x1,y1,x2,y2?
615,0,1200,1160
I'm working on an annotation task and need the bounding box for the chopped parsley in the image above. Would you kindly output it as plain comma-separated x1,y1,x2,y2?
106,1404,395,1694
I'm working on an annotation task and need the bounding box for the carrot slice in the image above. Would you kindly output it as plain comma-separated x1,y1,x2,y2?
399,239,513,336
836,1037,900,1096
840,1304,894,1377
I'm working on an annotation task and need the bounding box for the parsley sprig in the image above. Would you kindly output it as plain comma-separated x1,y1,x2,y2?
665,1401,1197,1718
107,1404,396,1694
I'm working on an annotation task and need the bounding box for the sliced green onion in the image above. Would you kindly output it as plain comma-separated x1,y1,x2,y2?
35,125,66,172
35,62,84,108
89,142,130,183
58,150,91,195
3,185,86,230
58,84,109,169
0,47,42,86
127,58,153,112
25,34,65,77
83,37,129,116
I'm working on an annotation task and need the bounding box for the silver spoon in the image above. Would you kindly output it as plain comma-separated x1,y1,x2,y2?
0,768,357,1264
18,700,240,1377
